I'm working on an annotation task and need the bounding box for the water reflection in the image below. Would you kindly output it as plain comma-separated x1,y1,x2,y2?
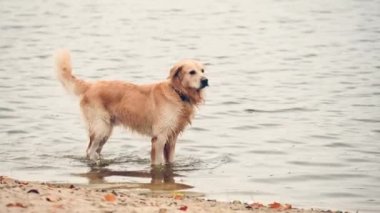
75,164,193,191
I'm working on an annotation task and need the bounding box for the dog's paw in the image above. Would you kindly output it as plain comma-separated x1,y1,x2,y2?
87,152,100,161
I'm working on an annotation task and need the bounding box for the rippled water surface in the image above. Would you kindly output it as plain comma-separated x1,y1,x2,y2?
1,0,380,212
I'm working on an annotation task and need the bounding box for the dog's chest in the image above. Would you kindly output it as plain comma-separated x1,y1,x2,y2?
159,103,193,134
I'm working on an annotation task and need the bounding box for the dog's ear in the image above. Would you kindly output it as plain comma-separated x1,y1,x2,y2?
168,64,183,80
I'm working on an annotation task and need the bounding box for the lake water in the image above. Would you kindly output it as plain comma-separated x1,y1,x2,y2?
1,0,380,212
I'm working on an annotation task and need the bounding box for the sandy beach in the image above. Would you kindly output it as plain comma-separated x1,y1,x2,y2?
0,176,347,213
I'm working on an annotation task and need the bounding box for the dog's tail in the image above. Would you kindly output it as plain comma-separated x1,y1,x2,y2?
55,49,89,96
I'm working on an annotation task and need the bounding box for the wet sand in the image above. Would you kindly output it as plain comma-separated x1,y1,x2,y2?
0,176,346,213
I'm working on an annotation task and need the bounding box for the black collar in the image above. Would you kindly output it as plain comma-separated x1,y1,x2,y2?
172,87,190,103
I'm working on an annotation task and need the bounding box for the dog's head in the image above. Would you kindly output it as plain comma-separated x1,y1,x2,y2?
168,59,208,90
168,59,208,104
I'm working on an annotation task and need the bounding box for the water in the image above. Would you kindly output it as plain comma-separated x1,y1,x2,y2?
1,0,380,212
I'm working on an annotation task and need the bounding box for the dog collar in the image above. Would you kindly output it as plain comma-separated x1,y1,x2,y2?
172,87,190,103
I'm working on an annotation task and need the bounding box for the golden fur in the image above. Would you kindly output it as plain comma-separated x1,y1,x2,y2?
55,49,207,165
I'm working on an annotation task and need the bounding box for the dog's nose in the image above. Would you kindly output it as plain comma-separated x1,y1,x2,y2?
200,77,209,88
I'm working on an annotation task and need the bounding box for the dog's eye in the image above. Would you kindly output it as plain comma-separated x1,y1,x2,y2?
189,70,196,75
201,69,205,73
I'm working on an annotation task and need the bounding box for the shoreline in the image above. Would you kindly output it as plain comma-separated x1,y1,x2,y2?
0,176,348,213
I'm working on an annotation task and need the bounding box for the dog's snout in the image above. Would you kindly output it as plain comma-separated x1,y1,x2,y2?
200,77,209,88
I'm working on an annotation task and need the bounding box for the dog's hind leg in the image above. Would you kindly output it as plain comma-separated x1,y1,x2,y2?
96,134,109,155
86,119,112,161
81,103,113,161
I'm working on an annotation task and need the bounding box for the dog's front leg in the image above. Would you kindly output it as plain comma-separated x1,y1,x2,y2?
164,135,177,164
151,136,166,165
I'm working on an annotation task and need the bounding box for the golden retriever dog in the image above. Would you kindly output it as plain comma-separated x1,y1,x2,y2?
55,50,208,165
